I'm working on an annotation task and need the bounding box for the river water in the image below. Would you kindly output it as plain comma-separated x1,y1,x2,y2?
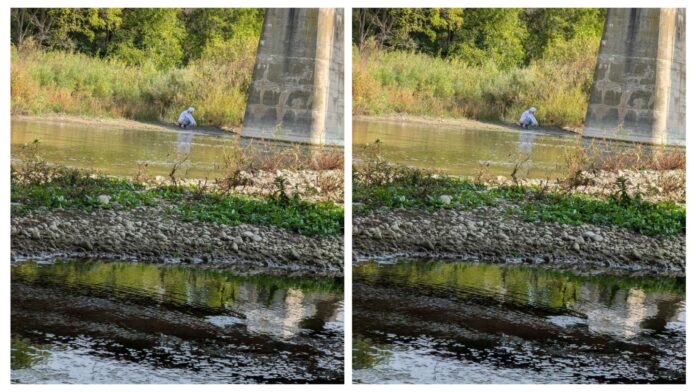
353,259,685,384
353,118,676,178
11,259,344,384
11,119,331,178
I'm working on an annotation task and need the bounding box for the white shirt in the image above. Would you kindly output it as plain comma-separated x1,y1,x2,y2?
178,110,197,126
519,110,538,126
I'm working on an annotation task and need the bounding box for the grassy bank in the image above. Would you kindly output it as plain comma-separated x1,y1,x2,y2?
352,37,598,129
353,146,685,237
12,162,343,237
11,44,256,128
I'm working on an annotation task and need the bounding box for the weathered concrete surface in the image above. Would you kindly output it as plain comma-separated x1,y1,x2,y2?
584,8,685,146
242,9,344,145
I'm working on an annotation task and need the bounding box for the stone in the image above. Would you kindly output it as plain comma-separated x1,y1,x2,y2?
242,231,262,242
26,227,40,239
98,195,110,204
439,195,453,205
289,249,301,260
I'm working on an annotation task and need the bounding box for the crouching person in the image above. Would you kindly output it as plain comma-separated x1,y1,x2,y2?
518,107,538,129
177,107,197,128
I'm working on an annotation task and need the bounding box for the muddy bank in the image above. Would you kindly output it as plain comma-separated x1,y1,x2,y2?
481,169,685,205
12,206,343,277
353,206,685,277
353,114,578,135
13,114,236,135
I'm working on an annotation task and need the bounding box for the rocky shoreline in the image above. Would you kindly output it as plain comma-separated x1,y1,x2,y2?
481,169,685,205
12,205,344,277
353,205,685,277
157,169,344,204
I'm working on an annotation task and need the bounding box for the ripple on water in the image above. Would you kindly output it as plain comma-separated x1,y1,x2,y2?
353,259,685,384
11,259,344,384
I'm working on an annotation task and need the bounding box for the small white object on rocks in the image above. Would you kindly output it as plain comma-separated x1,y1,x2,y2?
98,195,110,204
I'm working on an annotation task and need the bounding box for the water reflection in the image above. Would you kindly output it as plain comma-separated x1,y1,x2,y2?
176,131,194,155
353,119,678,178
11,119,337,178
353,259,685,384
353,119,581,177
517,131,535,156
12,259,344,383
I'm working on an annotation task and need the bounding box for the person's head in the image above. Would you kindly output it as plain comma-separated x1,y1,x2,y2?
529,107,537,113
187,107,195,113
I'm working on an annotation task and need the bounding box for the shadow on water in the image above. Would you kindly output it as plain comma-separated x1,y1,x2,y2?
353,259,685,384
11,259,344,384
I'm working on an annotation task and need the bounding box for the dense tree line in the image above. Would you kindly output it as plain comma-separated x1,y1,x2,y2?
11,8,265,69
353,8,606,67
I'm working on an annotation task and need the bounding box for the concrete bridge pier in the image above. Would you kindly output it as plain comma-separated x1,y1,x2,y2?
241,8,344,145
584,8,685,146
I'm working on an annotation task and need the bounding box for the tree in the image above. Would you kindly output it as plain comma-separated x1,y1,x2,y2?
351,8,606,68
521,8,606,63
450,9,527,69
353,8,374,51
11,8,123,54
11,9,35,48
353,9,422,51
178,8,264,64
409,8,465,57
106,8,184,69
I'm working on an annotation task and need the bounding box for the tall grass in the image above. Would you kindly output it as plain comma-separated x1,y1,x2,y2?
11,39,257,127
352,36,599,129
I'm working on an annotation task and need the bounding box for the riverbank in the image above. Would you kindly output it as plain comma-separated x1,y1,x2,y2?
13,114,238,134
353,206,684,277
353,114,579,134
353,164,685,277
481,168,685,205
12,164,344,276
12,206,343,276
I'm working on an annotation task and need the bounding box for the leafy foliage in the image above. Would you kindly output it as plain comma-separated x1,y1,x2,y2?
11,8,264,70
353,8,606,67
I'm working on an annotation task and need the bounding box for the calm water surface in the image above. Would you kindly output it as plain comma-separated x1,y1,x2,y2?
353,259,685,384
353,119,666,178
11,119,331,178
11,259,344,384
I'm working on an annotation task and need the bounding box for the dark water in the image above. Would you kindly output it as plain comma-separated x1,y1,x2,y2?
353,259,685,384
353,119,675,178
11,119,333,178
11,259,344,384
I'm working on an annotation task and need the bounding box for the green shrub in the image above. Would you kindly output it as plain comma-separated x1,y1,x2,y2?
11,45,256,128
352,35,600,129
